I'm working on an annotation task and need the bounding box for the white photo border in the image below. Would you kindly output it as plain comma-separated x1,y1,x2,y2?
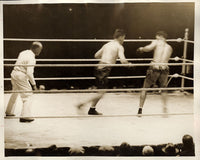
0,0,199,160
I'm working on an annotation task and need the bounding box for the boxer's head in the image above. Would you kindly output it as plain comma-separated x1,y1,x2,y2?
113,29,126,44
31,41,43,56
155,31,168,40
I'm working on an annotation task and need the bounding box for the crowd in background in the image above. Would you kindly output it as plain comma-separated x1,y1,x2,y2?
6,134,195,156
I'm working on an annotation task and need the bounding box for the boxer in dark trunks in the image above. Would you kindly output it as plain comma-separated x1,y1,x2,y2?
137,31,173,116
77,29,130,115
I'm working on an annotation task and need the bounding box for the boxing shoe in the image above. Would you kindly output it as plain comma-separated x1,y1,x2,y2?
19,118,34,123
6,113,15,116
137,108,142,117
88,108,102,115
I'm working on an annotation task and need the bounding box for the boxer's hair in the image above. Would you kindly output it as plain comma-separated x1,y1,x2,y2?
31,41,43,50
113,29,126,39
156,31,168,39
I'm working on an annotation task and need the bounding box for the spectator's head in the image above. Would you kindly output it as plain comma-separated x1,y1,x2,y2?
48,144,57,151
113,29,126,44
155,31,168,40
182,134,194,149
98,145,115,156
162,143,179,156
68,146,85,156
119,142,132,156
142,145,154,156
31,41,43,56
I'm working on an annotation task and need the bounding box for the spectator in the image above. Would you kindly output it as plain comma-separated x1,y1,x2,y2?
118,142,133,156
68,146,85,156
162,143,179,156
98,145,115,156
142,145,154,156
178,134,195,156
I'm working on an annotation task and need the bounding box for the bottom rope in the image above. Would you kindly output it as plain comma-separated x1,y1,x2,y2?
4,87,194,93
5,112,193,119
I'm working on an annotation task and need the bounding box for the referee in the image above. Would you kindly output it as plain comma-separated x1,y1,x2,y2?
6,42,43,123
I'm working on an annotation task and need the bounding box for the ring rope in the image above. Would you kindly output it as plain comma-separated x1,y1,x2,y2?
184,40,194,44
177,75,194,81
3,57,193,62
2,58,159,62
178,58,194,63
4,62,194,67
4,87,194,94
4,76,146,81
4,112,194,119
166,77,173,87
3,38,187,42
3,74,193,81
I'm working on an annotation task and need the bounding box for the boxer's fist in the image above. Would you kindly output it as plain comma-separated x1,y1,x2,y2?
136,47,144,54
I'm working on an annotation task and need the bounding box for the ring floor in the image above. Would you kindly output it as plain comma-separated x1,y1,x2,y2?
4,92,194,149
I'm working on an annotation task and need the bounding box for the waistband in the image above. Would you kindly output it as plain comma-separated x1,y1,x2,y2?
97,61,112,69
150,61,169,70
149,65,169,71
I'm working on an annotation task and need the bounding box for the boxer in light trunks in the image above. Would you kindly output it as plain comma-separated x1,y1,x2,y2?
5,42,43,122
137,31,173,116
77,29,130,115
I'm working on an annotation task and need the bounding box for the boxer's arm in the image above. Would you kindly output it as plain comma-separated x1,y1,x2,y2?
118,46,129,64
94,47,103,59
138,40,157,52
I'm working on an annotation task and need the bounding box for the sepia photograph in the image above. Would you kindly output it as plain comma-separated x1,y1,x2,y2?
1,0,199,159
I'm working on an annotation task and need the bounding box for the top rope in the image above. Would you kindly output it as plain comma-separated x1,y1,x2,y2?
3,38,194,43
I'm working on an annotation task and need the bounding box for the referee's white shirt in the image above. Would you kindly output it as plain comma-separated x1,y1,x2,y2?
13,49,36,85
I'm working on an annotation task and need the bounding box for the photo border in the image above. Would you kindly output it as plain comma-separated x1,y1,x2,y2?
0,0,199,159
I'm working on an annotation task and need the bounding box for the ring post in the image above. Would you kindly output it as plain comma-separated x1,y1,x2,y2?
181,28,189,90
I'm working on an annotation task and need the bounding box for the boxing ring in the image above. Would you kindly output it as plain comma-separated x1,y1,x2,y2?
3,29,194,152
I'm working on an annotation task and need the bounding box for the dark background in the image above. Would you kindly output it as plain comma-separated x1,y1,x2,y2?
3,3,194,90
